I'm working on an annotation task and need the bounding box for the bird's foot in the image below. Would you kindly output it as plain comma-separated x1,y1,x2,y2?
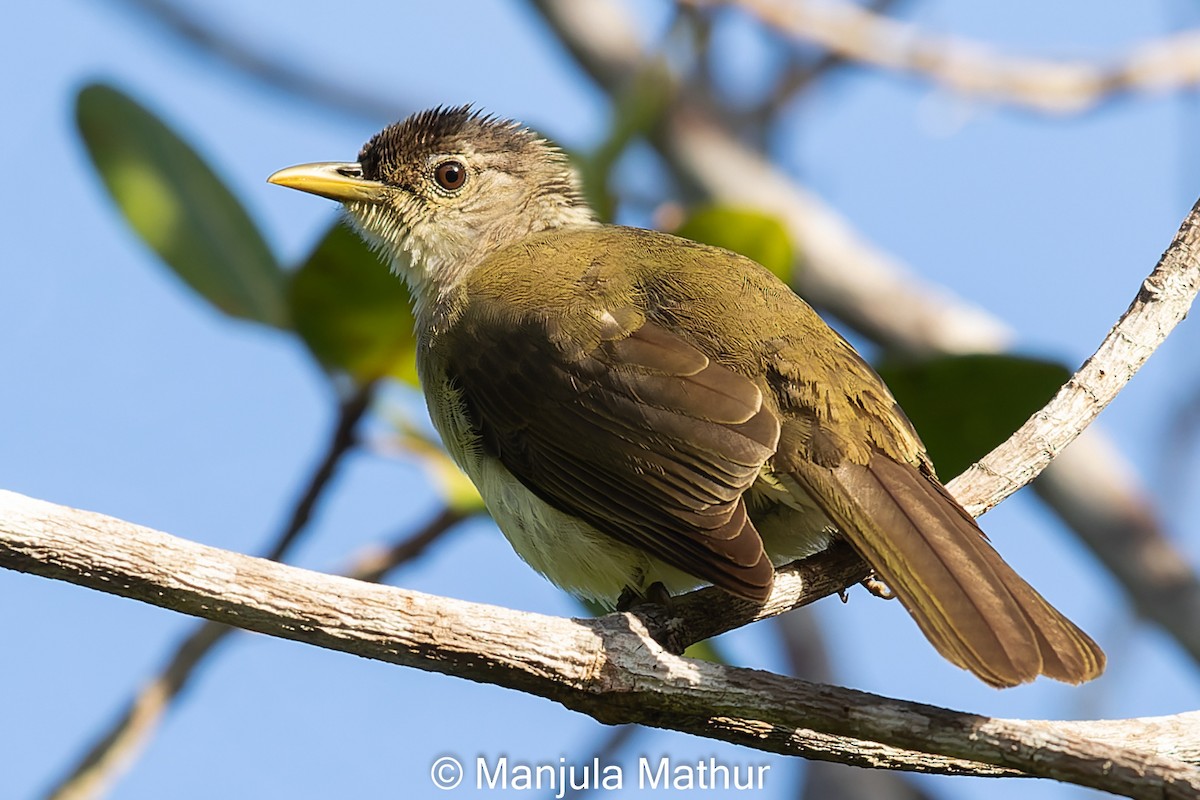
616,581,673,612
616,582,689,654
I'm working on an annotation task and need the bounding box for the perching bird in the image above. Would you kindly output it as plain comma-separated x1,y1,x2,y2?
269,106,1105,687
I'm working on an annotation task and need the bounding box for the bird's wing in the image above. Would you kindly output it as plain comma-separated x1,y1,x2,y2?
444,308,780,602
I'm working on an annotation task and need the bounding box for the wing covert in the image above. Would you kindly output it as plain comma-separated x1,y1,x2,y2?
447,311,779,600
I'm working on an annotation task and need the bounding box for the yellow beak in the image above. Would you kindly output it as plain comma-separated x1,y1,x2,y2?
267,161,387,203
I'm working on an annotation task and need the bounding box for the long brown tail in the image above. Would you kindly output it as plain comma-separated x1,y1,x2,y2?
793,453,1105,687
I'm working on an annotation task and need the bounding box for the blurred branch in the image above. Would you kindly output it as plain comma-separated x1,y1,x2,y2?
1162,385,1200,506
3,491,1199,798
264,386,373,560
46,617,231,800
342,506,468,585
108,0,401,122
1037,443,1200,657
663,107,1013,355
774,612,940,800
755,0,907,120
45,384,376,800
689,0,1200,114
529,0,648,90
531,0,1200,667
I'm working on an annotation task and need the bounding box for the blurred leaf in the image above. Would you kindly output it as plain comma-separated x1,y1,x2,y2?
681,638,727,664
877,354,1071,479
75,82,288,327
576,62,673,220
289,223,418,385
676,206,795,283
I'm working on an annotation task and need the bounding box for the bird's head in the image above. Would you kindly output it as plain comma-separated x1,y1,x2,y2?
269,106,595,312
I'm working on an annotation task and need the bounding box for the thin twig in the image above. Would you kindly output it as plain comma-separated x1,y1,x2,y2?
265,385,373,561
689,0,1200,114
947,201,1200,513
753,0,908,119
43,621,233,800
107,0,401,122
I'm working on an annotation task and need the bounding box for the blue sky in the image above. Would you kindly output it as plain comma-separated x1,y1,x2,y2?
4,2,1200,798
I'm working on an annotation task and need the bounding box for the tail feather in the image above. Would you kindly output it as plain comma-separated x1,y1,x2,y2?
791,453,1105,687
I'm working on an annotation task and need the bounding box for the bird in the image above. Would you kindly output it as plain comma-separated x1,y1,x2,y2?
268,105,1105,687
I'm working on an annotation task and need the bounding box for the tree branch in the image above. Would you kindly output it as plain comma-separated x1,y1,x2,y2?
532,0,1200,667
43,504,466,800
2,490,1198,798
647,143,1200,651
689,0,1200,114
9,190,1200,796
45,384,375,800
946,201,1200,513
264,385,373,561
107,0,400,122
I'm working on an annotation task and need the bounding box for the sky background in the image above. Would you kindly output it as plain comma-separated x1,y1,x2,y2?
4,1,1200,798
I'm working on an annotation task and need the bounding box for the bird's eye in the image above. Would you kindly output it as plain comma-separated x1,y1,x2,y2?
434,160,467,191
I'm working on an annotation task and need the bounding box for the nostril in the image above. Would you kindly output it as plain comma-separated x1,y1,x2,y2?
337,164,363,178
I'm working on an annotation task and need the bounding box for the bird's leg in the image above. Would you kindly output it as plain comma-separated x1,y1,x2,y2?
615,580,673,612
615,585,641,612
645,581,673,607
616,581,690,655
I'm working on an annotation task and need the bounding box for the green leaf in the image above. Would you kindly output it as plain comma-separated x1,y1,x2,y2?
681,638,727,664
676,206,796,283
76,82,288,327
877,354,1071,479
288,223,418,385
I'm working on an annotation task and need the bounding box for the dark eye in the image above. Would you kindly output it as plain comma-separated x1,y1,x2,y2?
434,160,467,191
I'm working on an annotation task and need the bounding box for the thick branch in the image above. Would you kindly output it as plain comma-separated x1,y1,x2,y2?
2,490,1198,798
43,506,467,800
690,0,1200,114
